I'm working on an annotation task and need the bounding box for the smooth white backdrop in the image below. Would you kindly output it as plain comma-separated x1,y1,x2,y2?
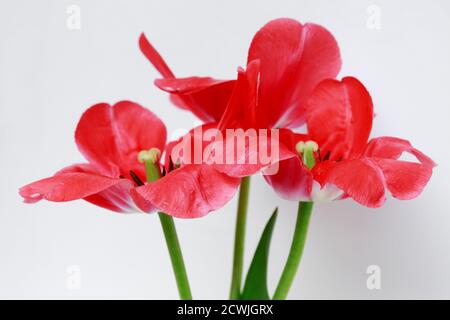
1,0,450,299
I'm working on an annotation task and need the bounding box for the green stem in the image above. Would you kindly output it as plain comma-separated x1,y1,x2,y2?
273,201,313,300
229,176,251,300
158,212,192,300
143,159,192,300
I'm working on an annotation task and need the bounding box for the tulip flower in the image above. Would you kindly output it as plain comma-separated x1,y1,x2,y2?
19,101,239,218
19,101,243,299
264,77,435,300
265,77,436,208
140,18,341,129
19,101,165,213
210,66,435,299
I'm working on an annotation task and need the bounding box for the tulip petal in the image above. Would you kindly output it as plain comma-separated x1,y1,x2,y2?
248,18,341,128
136,165,240,218
373,159,433,200
139,33,235,122
364,136,436,167
62,164,154,213
306,77,373,161
156,77,236,123
212,129,296,177
263,156,313,201
218,61,263,130
165,123,219,169
139,33,174,78
155,77,231,94
20,170,121,204
75,101,167,180
20,163,150,213
314,159,386,208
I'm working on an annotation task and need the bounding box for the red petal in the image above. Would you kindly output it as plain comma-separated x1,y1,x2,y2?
62,164,154,213
135,165,240,218
306,77,373,161
315,159,386,207
165,123,219,170
248,18,341,128
139,33,174,78
139,34,235,122
263,128,312,200
20,163,151,213
364,136,436,167
219,61,264,129
156,77,231,94
372,159,433,200
212,128,296,177
156,77,236,123
19,169,121,204
75,101,166,180
264,156,313,201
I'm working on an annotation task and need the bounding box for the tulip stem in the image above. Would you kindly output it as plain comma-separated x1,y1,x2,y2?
273,201,313,300
229,176,251,300
158,212,192,300
142,157,192,300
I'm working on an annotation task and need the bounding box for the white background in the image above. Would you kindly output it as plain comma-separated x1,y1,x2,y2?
1,0,450,299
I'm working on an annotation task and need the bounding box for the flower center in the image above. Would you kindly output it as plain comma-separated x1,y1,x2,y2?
137,148,162,183
138,147,161,164
295,140,318,170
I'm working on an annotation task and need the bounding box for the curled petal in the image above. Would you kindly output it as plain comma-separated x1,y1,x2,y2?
20,164,148,213
155,77,232,94
314,159,386,208
248,18,341,128
139,33,174,78
20,171,121,204
156,77,236,123
75,101,167,180
364,136,436,167
139,34,234,122
372,159,433,200
306,77,373,160
135,165,240,218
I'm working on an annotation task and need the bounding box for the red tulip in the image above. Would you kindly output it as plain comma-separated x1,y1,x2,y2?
264,77,436,207
140,18,341,128
19,101,165,213
19,102,240,217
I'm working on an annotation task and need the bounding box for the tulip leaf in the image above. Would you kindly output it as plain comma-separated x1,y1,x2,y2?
241,208,278,300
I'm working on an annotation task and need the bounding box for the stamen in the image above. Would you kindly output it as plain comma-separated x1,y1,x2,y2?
137,148,161,164
295,141,318,154
129,170,144,186
295,140,318,170
137,148,162,183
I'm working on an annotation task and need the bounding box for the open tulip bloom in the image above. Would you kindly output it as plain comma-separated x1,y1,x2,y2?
20,18,435,300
